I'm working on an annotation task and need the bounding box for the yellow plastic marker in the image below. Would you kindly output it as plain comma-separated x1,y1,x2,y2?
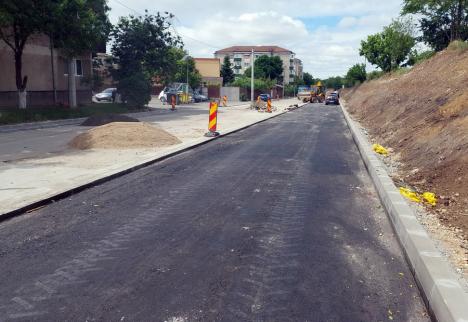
422,192,437,206
372,144,389,155
399,187,421,203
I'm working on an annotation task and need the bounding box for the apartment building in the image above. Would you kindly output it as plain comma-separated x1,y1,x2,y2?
0,34,92,107
214,46,300,84
193,58,223,87
293,58,303,80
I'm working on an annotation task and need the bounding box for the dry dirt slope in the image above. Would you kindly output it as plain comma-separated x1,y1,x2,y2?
343,46,468,236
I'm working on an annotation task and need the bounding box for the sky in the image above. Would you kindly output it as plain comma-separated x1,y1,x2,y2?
107,0,405,78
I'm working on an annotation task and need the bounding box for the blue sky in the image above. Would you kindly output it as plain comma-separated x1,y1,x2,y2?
107,0,404,78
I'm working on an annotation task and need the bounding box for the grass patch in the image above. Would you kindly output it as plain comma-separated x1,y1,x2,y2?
392,67,411,76
0,103,146,125
448,40,468,52
367,70,385,81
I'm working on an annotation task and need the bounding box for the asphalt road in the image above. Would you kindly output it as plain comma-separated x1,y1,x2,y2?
0,99,208,161
0,104,430,321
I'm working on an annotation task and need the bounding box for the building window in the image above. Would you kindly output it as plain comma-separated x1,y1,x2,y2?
76,59,83,76
63,59,83,76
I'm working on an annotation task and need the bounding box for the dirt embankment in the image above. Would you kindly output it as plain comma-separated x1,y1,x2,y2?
343,47,468,236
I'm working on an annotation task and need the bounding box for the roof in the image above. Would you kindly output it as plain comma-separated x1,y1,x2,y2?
193,58,220,62
214,46,293,54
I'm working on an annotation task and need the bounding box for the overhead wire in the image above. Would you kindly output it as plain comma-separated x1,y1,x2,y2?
109,0,221,50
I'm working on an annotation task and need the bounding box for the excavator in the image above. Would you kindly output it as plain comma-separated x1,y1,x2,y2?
308,81,325,103
298,81,325,103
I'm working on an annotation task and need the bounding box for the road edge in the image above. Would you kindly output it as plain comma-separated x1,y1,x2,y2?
340,101,468,322
0,104,303,222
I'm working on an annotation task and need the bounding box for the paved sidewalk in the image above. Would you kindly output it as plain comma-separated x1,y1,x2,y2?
0,99,299,217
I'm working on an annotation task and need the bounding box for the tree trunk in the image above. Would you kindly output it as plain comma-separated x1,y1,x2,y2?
14,51,27,109
454,0,464,40
68,58,77,108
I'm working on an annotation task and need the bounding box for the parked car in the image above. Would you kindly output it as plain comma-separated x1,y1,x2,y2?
193,92,208,102
259,94,270,102
325,93,340,105
94,88,116,102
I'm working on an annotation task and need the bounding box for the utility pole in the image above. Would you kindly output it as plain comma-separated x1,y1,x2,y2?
68,58,77,108
49,35,57,105
251,49,254,107
183,55,191,104
186,61,189,103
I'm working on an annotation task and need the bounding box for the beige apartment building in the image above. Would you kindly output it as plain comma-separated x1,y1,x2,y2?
214,46,301,84
0,34,92,107
193,58,223,87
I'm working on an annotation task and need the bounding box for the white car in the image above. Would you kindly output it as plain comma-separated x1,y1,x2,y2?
95,88,117,102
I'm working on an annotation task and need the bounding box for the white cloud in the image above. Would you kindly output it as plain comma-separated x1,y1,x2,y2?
107,0,403,78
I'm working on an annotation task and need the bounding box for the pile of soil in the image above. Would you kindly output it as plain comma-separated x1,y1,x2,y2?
81,114,140,126
69,122,181,150
343,47,468,235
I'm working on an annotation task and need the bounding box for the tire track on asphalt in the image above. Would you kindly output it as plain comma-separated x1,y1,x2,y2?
223,116,320,321
0,111,302,321
0,146,271,320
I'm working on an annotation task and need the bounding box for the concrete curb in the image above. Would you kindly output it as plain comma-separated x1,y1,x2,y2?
0,104,304,222
340,102,468,322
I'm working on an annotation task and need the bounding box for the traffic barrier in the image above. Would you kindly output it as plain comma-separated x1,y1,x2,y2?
267,98,272,113
222,95,228,107
171,94,176,111
204,102,220,137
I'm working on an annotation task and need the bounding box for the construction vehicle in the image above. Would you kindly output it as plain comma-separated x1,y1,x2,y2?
309,81,326,103
297,82,326,103
297,86,311,101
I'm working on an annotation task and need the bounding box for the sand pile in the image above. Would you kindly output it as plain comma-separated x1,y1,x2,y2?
81,114,139,126
342,46,468,234
69,122,181,150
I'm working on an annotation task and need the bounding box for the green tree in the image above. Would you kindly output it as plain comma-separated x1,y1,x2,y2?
111,12,182,107
244,55,283,80
402,0,467,50
51,0,110,108
0,0,109,108
406,49,435,65
360,19,416,72
221,56,234,85
174,56,202,89
291,76,305,85
322,76,345,89
302,72,315,85
345,64,366,86
232,76,275,91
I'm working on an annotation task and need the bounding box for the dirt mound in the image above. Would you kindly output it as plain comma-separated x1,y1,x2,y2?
81,114,140,126
69,122,181,150
343,47,468,234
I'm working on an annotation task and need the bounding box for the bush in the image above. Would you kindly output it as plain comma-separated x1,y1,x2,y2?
118,72,152,108
448,40,468,53
345,64,366,87
367,70,385,80
407,50,435,66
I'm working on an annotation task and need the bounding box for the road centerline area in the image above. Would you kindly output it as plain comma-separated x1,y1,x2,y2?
0,105,429,321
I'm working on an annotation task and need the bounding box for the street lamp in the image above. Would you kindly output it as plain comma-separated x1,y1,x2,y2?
182,55,190,104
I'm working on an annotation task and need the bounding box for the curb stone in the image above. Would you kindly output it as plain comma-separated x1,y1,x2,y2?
0,103,305,221
340,101,468,322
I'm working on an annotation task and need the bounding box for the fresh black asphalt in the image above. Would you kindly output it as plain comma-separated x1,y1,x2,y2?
0,104,430,321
